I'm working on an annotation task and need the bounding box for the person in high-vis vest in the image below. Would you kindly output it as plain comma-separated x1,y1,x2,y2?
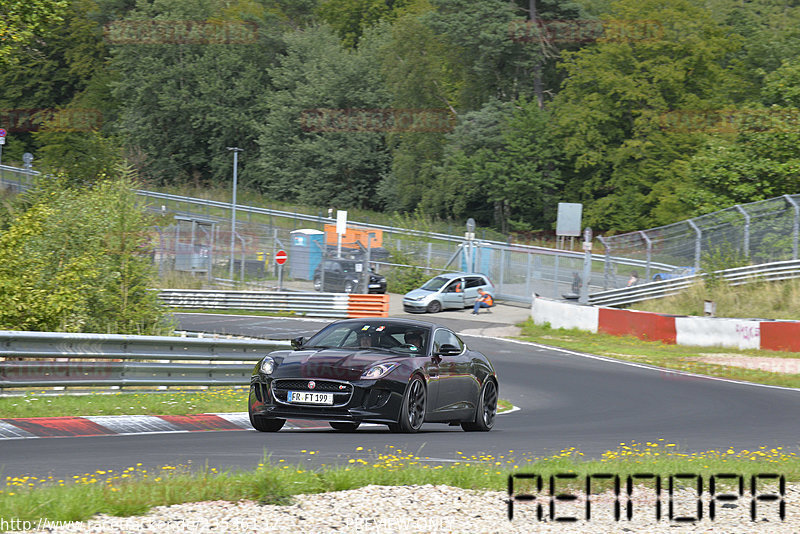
472,289,494,314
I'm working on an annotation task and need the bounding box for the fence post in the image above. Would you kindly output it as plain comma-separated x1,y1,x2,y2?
688,219,702,270
785,195,799,260
639,231,652,281
499,247,506,297
597,236,610,290
553,254,560,299
526,252,532,298
735,205,751,259
426,242,432,274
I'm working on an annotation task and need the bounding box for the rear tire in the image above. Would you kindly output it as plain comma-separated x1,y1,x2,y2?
330,422,361,432
313,277,322,291
462,379,497,432
344,281,355,294
426,300,442,313
249,413,285,432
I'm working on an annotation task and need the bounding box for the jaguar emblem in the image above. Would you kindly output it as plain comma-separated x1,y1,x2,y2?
308,380,315,390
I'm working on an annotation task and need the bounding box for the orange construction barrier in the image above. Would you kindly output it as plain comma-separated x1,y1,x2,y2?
347,294,390,318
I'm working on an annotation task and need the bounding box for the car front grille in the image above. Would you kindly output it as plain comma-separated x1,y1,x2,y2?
271,379,353,407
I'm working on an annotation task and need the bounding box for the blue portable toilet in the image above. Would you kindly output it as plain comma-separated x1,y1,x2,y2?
460,244,493,274
290,229,325,280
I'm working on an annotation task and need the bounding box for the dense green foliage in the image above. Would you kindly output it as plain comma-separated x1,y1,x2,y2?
0,169,170,333
5,0,800,234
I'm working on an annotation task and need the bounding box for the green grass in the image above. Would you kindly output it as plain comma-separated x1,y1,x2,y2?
518,319,800,389
633,278,800,321
0,388,516,418
0,388,250,418
1,443,795,525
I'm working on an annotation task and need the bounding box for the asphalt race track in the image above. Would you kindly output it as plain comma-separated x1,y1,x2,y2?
3,313,800,480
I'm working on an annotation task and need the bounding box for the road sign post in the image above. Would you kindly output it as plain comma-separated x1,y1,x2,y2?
336,210,347,258
0,128,6,166
275,249,287,290
579,227,593,305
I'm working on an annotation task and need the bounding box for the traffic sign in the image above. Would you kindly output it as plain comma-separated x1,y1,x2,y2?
0,129,6,137
275,250,287,265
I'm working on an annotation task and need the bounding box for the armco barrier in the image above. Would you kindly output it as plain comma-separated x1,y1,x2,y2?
158,289,389,318
531,296,800,353
0,331,290,389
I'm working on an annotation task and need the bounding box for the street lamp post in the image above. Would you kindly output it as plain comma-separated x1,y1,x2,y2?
226,147,243,280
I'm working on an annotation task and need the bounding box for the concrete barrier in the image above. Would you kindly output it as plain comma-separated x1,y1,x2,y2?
531,297,797,353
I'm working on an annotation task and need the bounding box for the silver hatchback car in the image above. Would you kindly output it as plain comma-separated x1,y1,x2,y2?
403,272,495,313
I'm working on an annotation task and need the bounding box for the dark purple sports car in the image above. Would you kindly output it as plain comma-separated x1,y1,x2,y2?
248,318,498,433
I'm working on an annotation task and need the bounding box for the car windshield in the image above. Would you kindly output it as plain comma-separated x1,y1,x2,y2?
304,322,429,355
420,276,449,291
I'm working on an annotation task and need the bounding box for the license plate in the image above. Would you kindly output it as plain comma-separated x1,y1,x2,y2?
288,391,334,405
369,283,381,288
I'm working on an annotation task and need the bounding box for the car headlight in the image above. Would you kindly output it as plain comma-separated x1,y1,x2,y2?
405,296,422,301
260,356,276,375
361,363,398,380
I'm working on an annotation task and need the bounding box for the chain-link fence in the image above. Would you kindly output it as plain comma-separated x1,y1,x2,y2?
598,195,800,289
0,165,632,302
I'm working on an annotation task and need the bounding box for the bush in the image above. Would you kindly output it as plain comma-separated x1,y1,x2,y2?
0,166,171,334
382,248,433,294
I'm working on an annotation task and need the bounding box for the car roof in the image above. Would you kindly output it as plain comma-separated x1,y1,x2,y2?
330,317,444,330
432,272,485,280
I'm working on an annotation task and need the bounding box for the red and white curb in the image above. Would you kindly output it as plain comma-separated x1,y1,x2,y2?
0,413,333,440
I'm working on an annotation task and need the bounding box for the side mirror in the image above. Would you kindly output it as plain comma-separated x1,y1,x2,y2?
436,344,461,357
291,336,305,350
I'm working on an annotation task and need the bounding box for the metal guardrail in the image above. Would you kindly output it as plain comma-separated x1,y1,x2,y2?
0,331,290,389
588,259,800,307
158,289,389,317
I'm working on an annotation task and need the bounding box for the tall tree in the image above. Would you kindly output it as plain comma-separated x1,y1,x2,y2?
552,0,743,231
252,25,391,208
110,0,281,185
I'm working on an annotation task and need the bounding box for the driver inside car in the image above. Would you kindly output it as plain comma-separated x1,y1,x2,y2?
403,331,424,352
358,331,375,348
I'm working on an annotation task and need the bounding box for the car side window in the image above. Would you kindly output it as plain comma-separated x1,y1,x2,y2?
465,277,483,289
432,329,463,354
446,279,462,293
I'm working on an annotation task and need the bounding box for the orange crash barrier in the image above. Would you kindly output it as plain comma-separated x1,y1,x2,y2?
347,294,390,318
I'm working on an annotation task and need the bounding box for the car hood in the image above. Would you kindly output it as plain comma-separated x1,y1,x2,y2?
272,348,402,380
404,288,434,300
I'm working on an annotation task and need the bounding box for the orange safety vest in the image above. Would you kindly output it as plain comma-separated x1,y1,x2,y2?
481,294,493,306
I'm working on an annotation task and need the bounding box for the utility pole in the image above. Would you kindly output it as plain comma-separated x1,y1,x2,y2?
226,147,243,280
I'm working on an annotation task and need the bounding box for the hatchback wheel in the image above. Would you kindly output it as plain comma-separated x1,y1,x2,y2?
426,300,442,313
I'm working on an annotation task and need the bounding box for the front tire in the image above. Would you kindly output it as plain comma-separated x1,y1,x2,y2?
249,412,286,432
344,281,355,294
462,379,497,432
426,300,442,313
394,376,426,433
313,277,322,291
330,422,361,432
